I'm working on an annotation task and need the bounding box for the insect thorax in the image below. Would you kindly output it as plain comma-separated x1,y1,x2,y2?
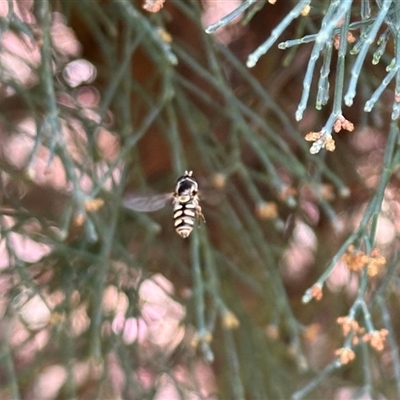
175,172,198,197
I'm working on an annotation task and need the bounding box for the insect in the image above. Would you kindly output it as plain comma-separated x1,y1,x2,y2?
123,171,205,238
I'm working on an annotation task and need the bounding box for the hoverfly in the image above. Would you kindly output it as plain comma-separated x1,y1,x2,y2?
123,171,205,238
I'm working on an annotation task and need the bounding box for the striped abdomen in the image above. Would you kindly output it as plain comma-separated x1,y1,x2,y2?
173,198,199,238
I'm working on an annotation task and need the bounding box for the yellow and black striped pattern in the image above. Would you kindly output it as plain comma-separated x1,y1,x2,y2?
172,171,203,238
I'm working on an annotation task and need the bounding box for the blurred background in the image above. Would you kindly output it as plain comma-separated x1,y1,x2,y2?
0,0,399,399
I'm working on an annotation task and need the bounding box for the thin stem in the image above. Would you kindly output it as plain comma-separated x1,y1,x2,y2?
205,0,257,34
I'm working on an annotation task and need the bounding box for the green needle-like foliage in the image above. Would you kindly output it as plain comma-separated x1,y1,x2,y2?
1,1,400,399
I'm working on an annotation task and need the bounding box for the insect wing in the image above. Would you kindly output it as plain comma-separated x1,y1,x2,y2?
123,193,173,212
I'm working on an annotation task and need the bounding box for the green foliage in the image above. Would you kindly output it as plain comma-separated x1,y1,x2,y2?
1,0,400,399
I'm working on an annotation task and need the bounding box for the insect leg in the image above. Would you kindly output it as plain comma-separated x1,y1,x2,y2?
196,203,206,223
